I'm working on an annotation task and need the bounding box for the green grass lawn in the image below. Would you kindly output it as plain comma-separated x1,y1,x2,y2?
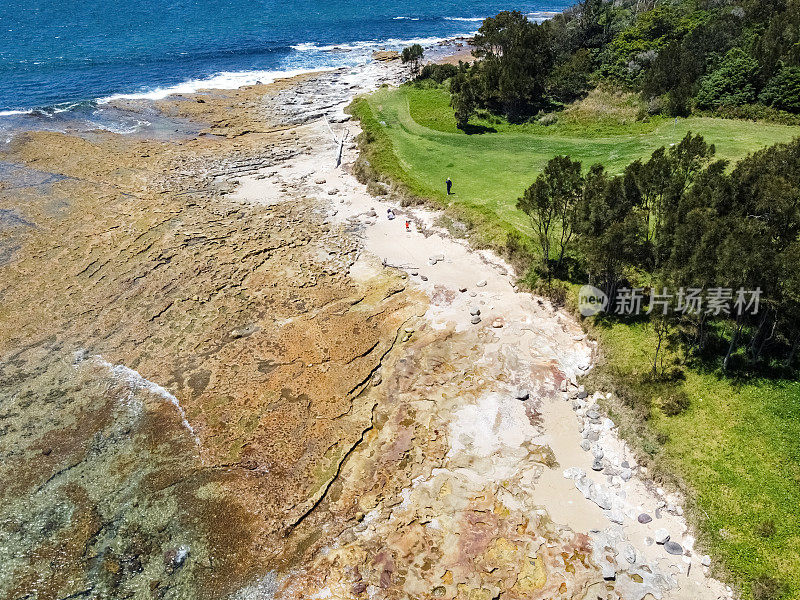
353,84,800,245
591,321,800,600
351,84,800,599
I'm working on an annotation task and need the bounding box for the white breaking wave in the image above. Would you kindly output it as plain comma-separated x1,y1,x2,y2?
82,353,201,446
443,16,486,22
291,35,450,53
0,109,28,116
393,16,420,20
97,67,335,103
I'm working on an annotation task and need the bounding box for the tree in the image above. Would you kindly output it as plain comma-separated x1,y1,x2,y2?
401,44,424,76
450,64,478,129
759,65,800,112
471,11,553,115
575,165,647,301
696,47,760,109
517,156,583,275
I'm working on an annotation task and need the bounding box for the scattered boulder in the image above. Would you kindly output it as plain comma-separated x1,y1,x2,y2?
664,541,683,555
592,458,604,471
476,280,487,287
654,529,670,544
514,389,530,401
608,508,625,524
701,555,712,567
459,286,467,293
469,307,481,316
470,315,481,325
577,391,588,399
315,178,326,184
491,318,505,328
638,513,653,524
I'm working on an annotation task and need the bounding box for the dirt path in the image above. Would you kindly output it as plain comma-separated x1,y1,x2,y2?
226,64,735,600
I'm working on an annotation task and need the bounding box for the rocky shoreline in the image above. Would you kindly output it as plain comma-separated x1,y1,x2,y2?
0,49,734,599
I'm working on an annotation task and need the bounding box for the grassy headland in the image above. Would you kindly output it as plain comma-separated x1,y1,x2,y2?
351,84,800,248
349,81,800,599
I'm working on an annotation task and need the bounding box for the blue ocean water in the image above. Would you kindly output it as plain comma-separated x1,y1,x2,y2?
0,0,567,113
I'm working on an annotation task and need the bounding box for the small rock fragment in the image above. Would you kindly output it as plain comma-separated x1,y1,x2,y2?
470,307,481,316
638,513,653,524
515,389,530,400
654,529,670,544
476,279,487,287
470,316,481,324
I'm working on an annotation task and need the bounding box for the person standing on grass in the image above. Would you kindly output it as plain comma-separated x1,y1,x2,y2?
446,177,452,195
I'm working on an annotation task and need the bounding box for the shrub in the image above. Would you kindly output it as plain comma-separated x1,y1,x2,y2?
760,66,800,113
696,48,759,109
418,63,459,84
751,575,789,600
756,520,777,539
538,112,558,126
660,388,690,416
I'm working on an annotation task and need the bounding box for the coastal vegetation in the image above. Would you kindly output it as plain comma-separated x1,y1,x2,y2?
358,4,800,597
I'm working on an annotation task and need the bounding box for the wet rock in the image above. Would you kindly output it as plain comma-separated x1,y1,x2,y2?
654,529,670,544
638,513,653,524
164,546,189,574
664,541,684,555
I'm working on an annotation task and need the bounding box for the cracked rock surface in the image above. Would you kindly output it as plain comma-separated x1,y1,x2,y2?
0,52,734,600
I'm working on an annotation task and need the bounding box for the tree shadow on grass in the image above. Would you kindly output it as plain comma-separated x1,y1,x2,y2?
458,123,497,134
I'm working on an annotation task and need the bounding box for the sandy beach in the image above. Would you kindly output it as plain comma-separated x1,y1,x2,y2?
0,45,735,600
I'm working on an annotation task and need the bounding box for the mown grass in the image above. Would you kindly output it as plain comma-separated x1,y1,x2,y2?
354,83,800,246
349,83,800,600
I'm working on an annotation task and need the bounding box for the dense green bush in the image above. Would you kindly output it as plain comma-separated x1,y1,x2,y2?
417,63,459,84
696,48,760,109
760,66,800,113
